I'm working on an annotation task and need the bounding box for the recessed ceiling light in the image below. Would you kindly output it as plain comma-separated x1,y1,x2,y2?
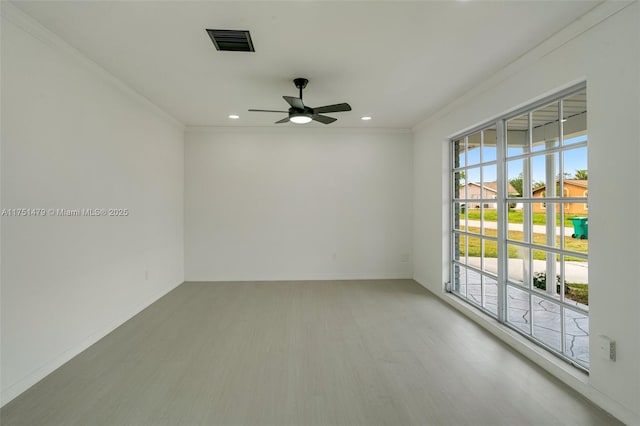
228,114,240,119
361,116,372,121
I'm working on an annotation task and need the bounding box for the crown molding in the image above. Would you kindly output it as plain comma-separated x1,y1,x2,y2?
185,125,412,135
1,1,185,131
412,0,635,133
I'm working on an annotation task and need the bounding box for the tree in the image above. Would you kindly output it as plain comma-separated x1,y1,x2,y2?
509,173,523,197
532,181,545,190
574,169,588,180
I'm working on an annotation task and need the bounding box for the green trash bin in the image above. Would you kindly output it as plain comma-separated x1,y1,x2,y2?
571,217,588,240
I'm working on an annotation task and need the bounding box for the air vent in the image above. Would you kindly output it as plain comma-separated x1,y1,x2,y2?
206,29,255,52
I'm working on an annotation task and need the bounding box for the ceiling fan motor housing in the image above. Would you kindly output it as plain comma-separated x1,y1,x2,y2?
289,107,314,114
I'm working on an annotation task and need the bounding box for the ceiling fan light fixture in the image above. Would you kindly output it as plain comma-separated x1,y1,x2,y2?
290,114,312,124
249,78,350,125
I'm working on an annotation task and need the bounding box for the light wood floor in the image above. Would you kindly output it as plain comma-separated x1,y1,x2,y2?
1,280,620,426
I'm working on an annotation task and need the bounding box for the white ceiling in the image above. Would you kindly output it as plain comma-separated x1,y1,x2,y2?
13,1,600,129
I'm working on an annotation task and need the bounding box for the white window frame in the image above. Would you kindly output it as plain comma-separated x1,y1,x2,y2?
450,83,589,371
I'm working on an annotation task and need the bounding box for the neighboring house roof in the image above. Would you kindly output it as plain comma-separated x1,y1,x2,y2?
532,179,588,194
466,181,518,194
565,179,588,188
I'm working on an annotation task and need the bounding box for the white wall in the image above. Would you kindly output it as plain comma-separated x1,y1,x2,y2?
413,3,639,424
0,7,184,405
185,127,413,281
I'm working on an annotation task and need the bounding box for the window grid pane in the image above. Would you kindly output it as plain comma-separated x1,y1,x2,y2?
451,85,588,370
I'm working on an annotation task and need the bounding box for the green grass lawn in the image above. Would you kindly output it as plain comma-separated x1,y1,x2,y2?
465,209,585,227
459,227,588,261
566,283,589,305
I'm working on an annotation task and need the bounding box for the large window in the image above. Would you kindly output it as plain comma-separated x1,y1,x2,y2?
451,84,589,370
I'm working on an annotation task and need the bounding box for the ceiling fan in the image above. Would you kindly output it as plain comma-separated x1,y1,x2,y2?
249,78,351,124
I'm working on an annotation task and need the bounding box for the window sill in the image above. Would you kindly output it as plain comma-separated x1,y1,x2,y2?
441,291,590,385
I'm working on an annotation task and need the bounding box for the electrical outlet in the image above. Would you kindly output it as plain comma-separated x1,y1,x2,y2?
596,335,616,361
400,253,411,263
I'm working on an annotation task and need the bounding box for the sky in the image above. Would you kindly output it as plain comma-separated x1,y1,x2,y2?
461,135,587,184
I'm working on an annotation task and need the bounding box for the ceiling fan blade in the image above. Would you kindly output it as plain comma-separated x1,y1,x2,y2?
275,117,290,124
312,103,351,114
283,96,305,110
249,109,288,113
312,114,337,124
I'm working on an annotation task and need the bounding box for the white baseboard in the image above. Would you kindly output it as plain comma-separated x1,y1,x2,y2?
184,272,413,282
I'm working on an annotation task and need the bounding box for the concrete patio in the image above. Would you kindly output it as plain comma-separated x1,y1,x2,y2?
455,265,589,368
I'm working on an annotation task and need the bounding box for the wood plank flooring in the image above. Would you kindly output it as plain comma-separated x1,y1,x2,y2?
1,280,620,425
